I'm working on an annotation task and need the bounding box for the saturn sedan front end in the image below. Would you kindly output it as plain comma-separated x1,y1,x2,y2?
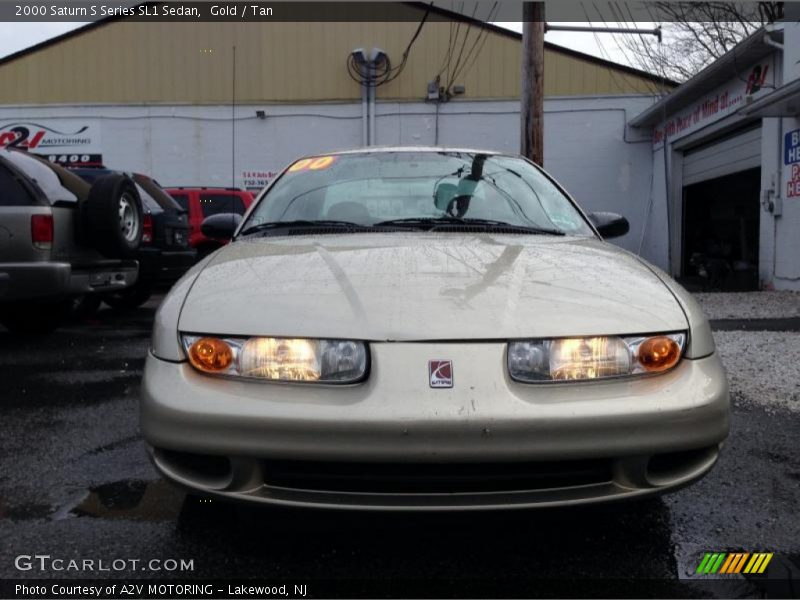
142,148,729,510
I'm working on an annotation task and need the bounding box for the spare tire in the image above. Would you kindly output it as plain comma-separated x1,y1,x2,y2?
83,174,143,258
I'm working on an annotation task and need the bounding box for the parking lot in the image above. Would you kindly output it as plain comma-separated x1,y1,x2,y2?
1,292,799,598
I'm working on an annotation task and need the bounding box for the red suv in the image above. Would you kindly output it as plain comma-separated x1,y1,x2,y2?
165,187,254,257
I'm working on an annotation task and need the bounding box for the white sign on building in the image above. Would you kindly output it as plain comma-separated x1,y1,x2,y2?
0,120,102,166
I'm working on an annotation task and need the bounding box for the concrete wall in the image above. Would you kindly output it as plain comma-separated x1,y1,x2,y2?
0,95,661,261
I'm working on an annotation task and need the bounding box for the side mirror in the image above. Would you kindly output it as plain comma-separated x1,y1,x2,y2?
588,212,629,239
201,213,242,240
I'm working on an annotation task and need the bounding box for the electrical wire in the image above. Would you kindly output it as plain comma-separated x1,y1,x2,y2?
606,2,663,96
443,2,465,85
577,5,638,96
444,4,479,92
435,2,459,81
447,2,500,92
345,3,433,88
584,2,656,96
619,2,669,97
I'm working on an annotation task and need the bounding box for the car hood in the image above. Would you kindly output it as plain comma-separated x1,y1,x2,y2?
178,233,687,340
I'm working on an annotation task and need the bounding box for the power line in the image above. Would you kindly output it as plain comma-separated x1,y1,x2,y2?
448,2,500,90
435,2,458,79
445,3,480,91
574,3,659,96
614,1,668,96
577,5,640,95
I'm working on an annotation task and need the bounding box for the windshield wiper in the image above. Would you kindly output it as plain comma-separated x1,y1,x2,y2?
374,217,564,235
373,216,463,227
238,219,370,237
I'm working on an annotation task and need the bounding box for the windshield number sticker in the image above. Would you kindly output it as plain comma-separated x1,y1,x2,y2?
288,155,337,173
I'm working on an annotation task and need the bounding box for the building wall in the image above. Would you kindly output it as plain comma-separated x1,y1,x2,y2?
773,28,800,289
0,16,663,104
774,115,800,288
0,95,658,258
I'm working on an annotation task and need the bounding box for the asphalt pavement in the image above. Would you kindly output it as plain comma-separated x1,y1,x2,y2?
1,297,798,598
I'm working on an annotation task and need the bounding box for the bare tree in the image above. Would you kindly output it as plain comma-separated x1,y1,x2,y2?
615,2,783,83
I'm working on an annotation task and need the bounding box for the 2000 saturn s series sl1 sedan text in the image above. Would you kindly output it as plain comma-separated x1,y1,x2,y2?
142,147,729,510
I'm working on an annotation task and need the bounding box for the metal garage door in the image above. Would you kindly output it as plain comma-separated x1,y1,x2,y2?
682,125,762,185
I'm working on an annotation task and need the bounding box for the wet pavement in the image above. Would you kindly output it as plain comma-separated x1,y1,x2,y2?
1,298,799,598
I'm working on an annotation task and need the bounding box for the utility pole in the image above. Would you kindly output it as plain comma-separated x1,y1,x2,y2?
520,2,545,166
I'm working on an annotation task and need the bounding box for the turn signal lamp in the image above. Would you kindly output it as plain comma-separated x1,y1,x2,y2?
188,337,234,373
637,335,682,372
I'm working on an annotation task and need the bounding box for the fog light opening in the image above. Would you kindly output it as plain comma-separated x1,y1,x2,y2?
155,448,233,490
646,446,718,487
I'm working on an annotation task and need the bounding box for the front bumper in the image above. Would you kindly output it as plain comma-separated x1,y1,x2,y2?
141,343,729,510
0,260,138,301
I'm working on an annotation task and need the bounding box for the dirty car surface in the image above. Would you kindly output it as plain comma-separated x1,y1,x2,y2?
142,148,729,510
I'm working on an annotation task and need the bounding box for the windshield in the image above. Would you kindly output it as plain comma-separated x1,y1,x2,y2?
242,152,594,236
133,174,182,212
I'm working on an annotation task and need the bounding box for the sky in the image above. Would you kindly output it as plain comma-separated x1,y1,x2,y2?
0,21,635,69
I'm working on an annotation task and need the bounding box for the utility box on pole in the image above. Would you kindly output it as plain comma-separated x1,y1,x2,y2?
520,2,545,166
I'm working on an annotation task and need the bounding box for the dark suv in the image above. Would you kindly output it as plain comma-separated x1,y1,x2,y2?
71,168,195,310
0,149,140,332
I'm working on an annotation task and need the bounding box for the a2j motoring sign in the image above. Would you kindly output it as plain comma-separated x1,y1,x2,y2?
0,121,102,166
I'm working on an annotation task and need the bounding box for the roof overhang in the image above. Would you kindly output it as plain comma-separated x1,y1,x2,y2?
739,77,800,117
629,26,783,128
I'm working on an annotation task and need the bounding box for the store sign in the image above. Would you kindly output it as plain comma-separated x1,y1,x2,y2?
241,168,279,191
784,129,800,165
0,121,102,166
784,128,800,197
653,62,773,147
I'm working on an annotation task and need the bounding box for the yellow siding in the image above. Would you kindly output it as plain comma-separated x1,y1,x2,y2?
0,11,662,105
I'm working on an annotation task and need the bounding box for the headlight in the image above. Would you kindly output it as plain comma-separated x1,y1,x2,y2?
181,335,368,383
508,333,685,382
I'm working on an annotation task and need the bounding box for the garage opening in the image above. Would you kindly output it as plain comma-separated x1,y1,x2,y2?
679,124,761,291
681,167,760,291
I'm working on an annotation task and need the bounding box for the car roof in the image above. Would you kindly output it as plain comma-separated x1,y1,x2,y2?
317,146,504,157
165,186,248,192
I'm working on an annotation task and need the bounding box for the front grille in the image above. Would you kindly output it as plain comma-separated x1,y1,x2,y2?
261,459,613,494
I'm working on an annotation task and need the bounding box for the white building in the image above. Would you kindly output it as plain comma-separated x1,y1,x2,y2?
631,23,800,291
